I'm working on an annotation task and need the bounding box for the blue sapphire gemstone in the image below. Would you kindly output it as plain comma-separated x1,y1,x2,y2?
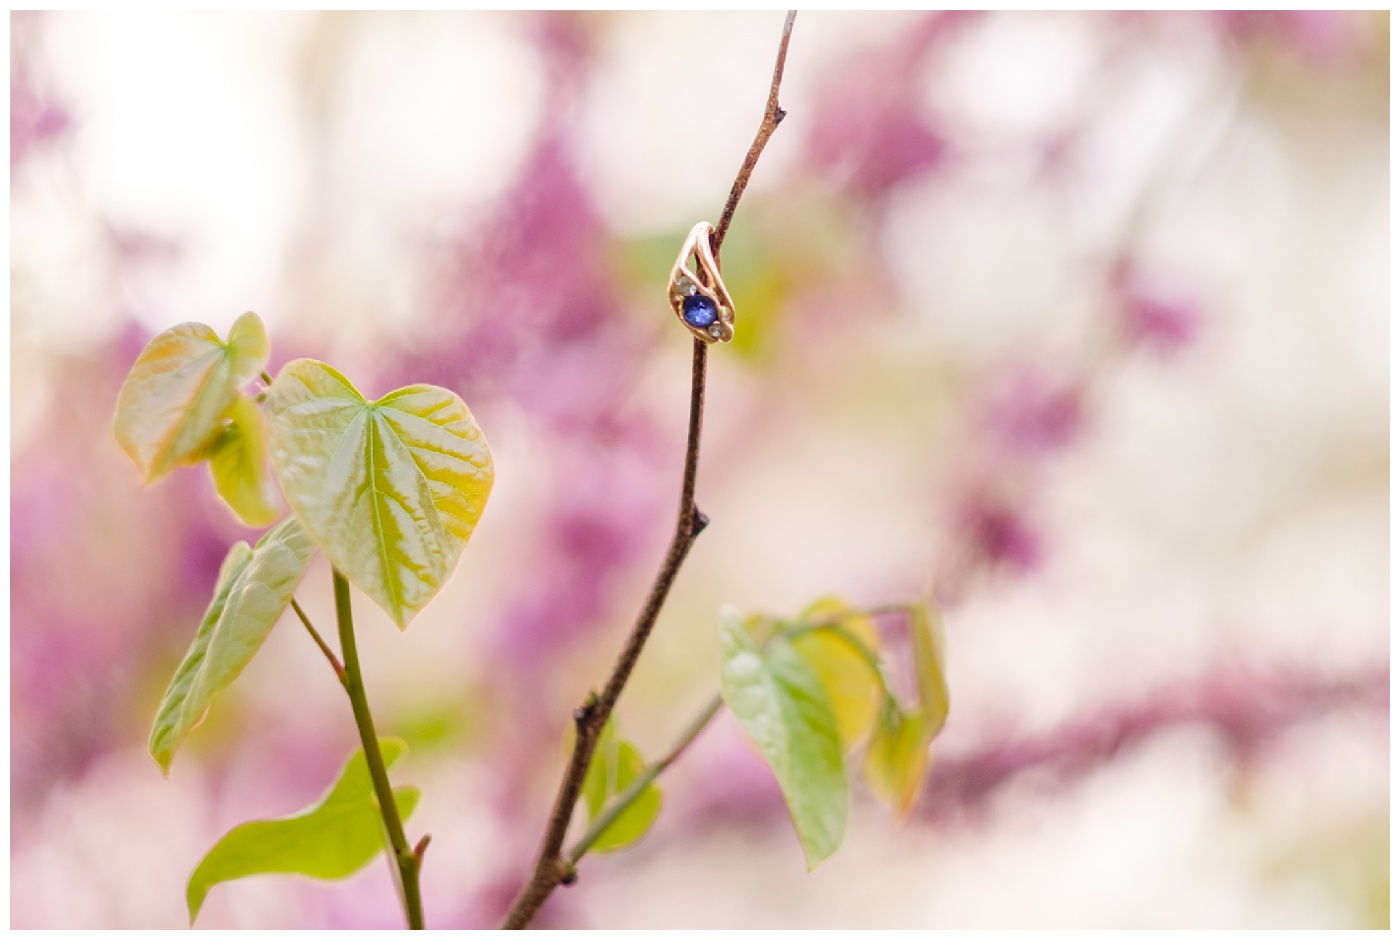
682,293,718,329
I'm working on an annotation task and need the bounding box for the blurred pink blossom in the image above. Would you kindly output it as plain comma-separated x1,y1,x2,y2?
953,493,1043,576
10,73,69,171
404,136,617,401
1112,262,1202,358
920,661,1388,824
674,720,789,826
1212,10,1364,68
806,12,976,200
11,13,70,173
979,365,1085,458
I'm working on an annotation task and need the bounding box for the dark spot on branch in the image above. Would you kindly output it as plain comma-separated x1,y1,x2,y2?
573,691,599,729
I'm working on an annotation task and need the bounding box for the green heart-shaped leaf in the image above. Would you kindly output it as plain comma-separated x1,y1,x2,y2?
114,312,269,484
207,393,282,527
718,606,847,870
263,359,494,628
186,738,419,925
581,718,663,854
149,517,317,774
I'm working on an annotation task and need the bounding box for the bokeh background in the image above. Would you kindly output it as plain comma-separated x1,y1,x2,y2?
10,10,1390,929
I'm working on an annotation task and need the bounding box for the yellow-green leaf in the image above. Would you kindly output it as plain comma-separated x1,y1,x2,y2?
909,602,950,739
791,632,880,750
581,717,617,817
186,739,419,925
799,596,881,651
580,718,663,854
207,393,281,527
718,606,847,869
792,598,883,748
114,312,269,484
863,703,929,816
862,604,950,815
263,360,494,629
149,517,317,773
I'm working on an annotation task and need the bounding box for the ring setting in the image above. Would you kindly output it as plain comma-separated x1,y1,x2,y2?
668,221,735,344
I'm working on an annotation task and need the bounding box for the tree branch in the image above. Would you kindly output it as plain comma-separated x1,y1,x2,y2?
714,10,797,253
501,12,799,929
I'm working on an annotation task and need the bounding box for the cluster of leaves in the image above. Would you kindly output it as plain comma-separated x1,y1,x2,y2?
113,313,494,922
576,598,949,867
721,598,949,867
115,314,948,922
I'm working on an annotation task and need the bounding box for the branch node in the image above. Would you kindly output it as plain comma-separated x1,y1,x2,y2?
413,834,432,868
557,859,578,887
774,105,787,125
691,506,710,536
573,691,600,730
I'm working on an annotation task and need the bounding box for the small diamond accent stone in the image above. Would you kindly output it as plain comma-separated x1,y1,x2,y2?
708,323,723,338
682,293,718,329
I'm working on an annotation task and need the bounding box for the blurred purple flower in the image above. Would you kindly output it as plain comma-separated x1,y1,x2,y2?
492,423,668,676
400,132,620,405
921,660,1388,825
979,365,1084,457
530,10,594,97
674,721,789,826
1212,10,1364,68
11,13,70,173
1112,262,1201,358
10,72,69,171
805,12,976,201
10,325,254,809
953,493,1043,575
808,80,947,200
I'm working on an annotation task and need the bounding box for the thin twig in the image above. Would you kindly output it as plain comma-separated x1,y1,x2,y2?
289,596,347,687
713,9,797,253
501,12,799,930
334,571,425,930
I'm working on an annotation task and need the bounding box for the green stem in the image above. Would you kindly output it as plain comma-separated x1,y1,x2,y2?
567,694,724,864
333,570,424,930
290,596,347,687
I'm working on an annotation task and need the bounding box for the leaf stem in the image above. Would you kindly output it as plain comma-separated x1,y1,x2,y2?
567,693,724,864
501,12,798,929
290,596,347,687
333,570,424,930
